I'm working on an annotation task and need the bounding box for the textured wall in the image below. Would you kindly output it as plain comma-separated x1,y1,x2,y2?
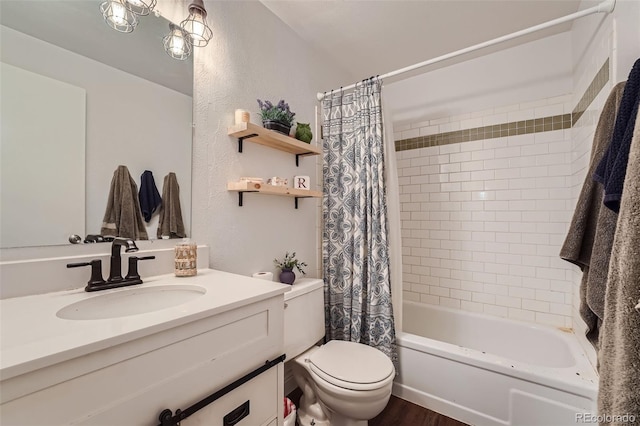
159,1,352,279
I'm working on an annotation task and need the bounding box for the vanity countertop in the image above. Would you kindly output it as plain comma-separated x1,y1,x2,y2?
0,269,289,380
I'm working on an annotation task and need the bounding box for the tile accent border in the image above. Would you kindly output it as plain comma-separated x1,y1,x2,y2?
572,58,609,126
395,58,610,152
395,114,571,152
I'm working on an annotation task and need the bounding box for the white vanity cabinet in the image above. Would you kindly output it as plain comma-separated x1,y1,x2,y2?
0,270,288,426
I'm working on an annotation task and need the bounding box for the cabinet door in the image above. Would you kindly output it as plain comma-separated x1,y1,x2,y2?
182,367,278,426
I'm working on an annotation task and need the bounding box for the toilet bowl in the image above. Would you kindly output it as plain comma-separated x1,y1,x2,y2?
284,279,395,426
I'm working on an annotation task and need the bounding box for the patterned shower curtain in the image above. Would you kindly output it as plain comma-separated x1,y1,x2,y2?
322,79,397,364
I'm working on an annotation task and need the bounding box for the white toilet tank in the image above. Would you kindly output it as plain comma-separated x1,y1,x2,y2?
283,278,325,360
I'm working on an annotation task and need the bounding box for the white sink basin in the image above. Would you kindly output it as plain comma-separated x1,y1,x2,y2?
56,285,207,320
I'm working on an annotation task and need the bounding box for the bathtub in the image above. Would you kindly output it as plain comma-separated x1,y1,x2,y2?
394,301,598,426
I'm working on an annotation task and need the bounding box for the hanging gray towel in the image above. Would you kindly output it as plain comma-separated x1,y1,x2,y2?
598,104,640,424
594,58,640,212
559,82,625,348
139,170,162,222
157,172,185,239
100,165,149,240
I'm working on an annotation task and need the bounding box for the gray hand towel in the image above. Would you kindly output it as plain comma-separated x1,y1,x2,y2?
100,165,149,240
559,82,625,348
597,104,640,424
157,172,186,239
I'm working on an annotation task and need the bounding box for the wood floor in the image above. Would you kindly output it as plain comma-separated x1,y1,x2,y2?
287,389,467,426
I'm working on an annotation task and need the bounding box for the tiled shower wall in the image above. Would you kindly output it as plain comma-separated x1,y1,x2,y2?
396,96,577,328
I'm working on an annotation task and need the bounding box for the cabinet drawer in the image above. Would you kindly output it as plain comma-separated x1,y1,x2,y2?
183,366,277,426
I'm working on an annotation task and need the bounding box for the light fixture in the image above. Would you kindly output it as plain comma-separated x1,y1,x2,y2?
163,23,193,61
180,0,212,47
100,0,138,33
124,0,157,16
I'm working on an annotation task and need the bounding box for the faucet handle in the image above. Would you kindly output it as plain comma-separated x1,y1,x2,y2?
67,259,106,290
125,256,156,281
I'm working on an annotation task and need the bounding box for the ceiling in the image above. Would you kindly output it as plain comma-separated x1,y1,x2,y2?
261,0,590,86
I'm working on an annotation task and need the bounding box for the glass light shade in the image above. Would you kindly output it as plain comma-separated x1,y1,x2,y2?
163,24,192,60
100,0,138,33
180,0,212,47
124,0,157,16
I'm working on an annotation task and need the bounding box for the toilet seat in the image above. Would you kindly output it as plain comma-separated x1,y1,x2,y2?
307,340,395,391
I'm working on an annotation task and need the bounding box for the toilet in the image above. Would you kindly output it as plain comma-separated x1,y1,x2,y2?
284,278,395,426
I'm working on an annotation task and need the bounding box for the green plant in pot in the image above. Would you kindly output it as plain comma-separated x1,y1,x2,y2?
274,251,307,285
257,99,296,135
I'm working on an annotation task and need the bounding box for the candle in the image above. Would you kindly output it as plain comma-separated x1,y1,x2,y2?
235,109,250,124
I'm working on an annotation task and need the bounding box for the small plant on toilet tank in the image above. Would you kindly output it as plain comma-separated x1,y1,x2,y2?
274,252,307,285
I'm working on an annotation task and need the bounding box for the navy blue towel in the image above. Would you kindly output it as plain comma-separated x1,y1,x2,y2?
139,170,162,222
594,58,640,213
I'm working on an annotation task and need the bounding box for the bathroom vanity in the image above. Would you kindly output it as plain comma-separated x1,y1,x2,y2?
0,269,289,425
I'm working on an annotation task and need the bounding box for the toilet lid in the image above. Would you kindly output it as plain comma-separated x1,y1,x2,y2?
308,340,394,387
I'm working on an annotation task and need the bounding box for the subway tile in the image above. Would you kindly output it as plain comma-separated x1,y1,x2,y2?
460,117,483,129
508,308,536,322
461,300,485,313
450,152,472,162
535,289,566,304
473,292,496,304
450,192,473,202
450,289,472,301
461,160,485,171
522,299,550,313
430,116,450,125
462,181,486,191
484,304,509,317
440,143,461,154
440,297,461,309
430,286,450,297
404,291,421,302
420,294,440,305
410,156,432,167
450,172,471,182
419,125,440,136
496,295,522,309
401,128,420,139
535,312,567,327
430,174,450,183
472,149,495,161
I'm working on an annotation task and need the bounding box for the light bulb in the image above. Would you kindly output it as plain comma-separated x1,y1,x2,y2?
111,2,127,25
100,0,138,33
163,24,192,60
180,1,212,47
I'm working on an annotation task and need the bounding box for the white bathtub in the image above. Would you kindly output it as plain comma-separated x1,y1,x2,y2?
394,301,598,426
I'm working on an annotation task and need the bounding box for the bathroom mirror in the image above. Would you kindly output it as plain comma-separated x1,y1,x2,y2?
0,0,193,249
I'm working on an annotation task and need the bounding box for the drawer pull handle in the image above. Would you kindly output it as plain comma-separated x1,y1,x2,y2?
223,400,250,426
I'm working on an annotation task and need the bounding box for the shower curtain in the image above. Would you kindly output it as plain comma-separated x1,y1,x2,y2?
322,78,397,364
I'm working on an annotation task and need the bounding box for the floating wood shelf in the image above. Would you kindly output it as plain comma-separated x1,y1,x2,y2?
227,181,322,209
228,122,321,166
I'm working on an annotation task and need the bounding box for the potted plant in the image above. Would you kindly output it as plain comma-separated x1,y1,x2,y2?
257,99,296,135
274,251,307,284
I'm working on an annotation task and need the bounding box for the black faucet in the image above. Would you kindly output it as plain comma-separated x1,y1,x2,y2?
66,238,155,292
108,238,139,283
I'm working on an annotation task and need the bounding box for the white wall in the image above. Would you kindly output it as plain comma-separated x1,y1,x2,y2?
159,0,351,280
386,33,572,128
0,25,192,242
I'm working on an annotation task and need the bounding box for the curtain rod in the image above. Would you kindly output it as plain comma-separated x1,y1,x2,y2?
316,0,616,101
